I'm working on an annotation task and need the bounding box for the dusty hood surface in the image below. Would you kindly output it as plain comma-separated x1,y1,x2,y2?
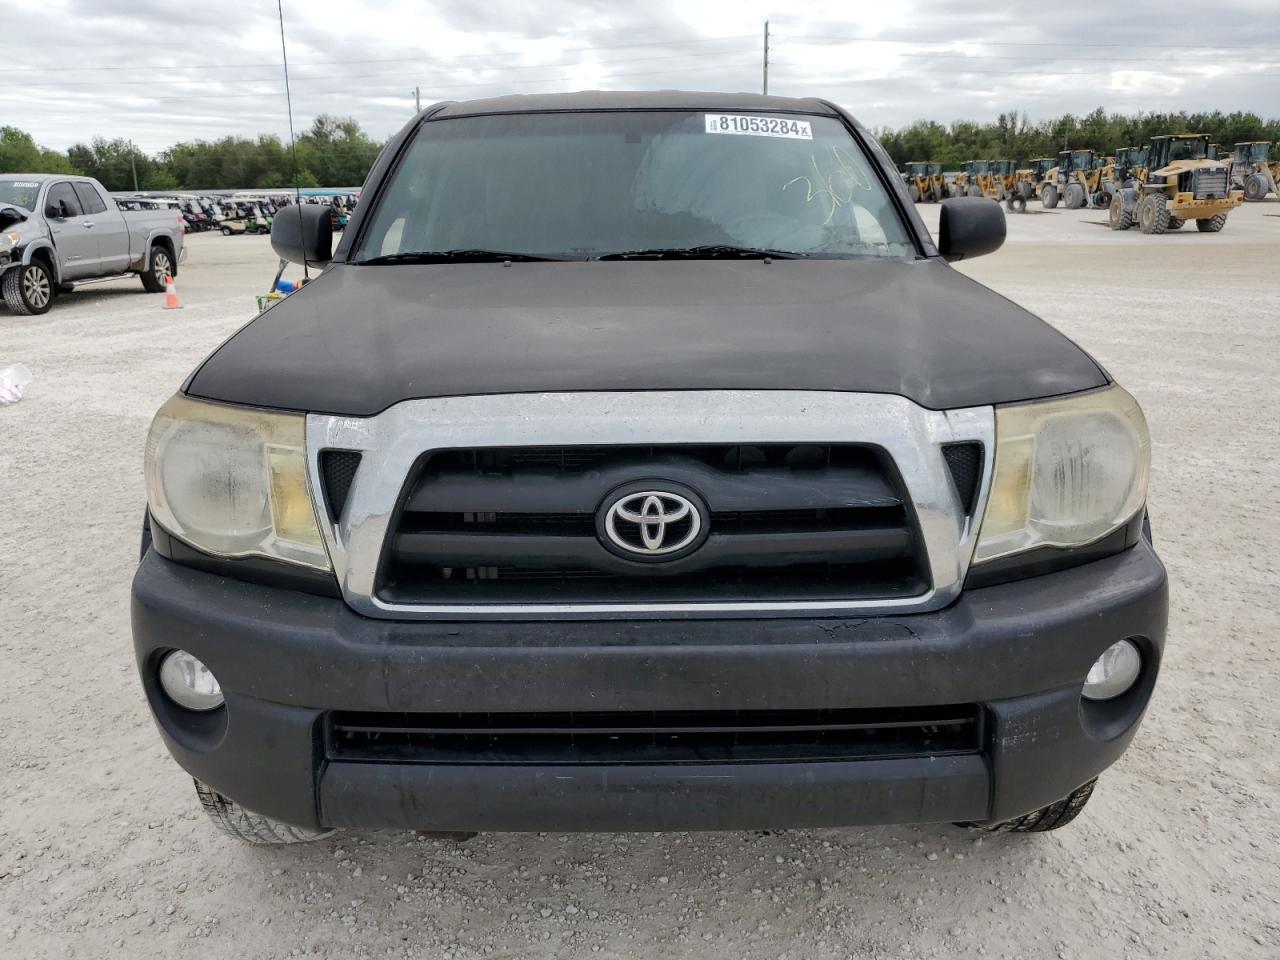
187,258,1107,416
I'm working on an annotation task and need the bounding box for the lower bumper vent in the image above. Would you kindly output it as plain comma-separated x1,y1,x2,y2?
327,706,984,766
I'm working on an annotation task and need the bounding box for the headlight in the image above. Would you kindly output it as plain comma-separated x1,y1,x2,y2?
144,394,331,571
973,384,1150,564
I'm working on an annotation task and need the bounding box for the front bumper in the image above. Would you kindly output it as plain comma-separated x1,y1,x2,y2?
131,539,1167,832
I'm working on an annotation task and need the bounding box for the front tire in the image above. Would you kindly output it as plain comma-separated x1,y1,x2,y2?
1108,195,1133,230
221,226,233,236
141,245,173,293
1041,184,1059,208
1244,174,1268,201
960,778,1097,833
1064,182,1086,209
1138,193,1170,234
2,260,55,315
1197,213,1228,232
195,780,334,845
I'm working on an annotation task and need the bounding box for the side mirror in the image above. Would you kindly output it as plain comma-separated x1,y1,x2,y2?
45,203,63,219
270,203,332,266
0,206,26,228
938,197,1006,262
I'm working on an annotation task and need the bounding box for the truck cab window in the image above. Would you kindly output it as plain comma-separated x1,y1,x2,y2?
46,182,84,218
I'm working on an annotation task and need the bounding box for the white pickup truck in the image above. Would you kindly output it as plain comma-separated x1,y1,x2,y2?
0,174,186,315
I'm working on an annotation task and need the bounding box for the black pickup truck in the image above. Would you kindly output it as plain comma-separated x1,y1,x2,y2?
132,92,1166,844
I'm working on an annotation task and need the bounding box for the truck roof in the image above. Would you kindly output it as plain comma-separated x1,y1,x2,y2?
428,90,842,119
0,173,96,183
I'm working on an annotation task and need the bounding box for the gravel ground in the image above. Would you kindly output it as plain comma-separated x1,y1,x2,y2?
1,203,1278,959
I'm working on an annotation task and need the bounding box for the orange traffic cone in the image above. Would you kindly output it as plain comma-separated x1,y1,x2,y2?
163,275,183,310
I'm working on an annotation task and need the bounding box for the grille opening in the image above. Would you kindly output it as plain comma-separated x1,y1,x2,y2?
320,450,363,522
942,443,983,515
422,443,885,477
379,444,926,605
327,705,984,766
381,559,925,602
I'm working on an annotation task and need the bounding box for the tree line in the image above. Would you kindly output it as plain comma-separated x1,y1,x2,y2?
1,115,383,192
4,107,1279,190
875,108,1280,168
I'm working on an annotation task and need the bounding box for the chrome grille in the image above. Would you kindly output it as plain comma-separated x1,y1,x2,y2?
378,445,927,604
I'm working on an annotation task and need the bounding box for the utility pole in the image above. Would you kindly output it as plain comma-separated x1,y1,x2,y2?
414,86,421,113
762,21,769,95
129,139,139,192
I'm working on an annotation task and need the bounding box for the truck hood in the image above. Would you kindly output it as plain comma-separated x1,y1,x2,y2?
187,258,1107,415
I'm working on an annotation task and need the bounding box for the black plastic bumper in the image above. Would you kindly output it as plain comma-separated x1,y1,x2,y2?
131,540,1167,832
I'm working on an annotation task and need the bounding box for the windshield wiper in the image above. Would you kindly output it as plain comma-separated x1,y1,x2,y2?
595,244,801,261
359,249,573,264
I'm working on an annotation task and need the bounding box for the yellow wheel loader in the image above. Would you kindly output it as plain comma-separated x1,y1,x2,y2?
1016,158,1057,201
902,161,947,202
1109,134,1244,233
1107,147,1149,194
1045,150,1113,210
1230,142,1279,201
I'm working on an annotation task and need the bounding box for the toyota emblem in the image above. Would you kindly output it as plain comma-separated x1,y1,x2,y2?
599,488,707,560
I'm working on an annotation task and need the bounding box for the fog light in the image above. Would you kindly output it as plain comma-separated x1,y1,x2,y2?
158,650,224,711
1083,640,1142,700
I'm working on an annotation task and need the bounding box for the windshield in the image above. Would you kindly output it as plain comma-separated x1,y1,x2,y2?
0,179,41,211
356,111,915,261
1168,138,1208,161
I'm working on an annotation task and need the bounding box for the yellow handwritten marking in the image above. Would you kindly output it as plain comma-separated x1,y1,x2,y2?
783,146,874,224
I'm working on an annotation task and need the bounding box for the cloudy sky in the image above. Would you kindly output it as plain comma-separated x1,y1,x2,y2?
6,0,1279,152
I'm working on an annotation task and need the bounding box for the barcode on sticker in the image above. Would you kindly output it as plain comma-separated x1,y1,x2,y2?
704,114,813,139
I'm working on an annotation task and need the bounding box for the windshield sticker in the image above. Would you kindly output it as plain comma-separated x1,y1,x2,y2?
8,181,40,188
704,115,812,140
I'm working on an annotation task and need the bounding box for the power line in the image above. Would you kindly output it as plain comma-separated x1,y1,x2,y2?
0,33,758,73
1,47,756,89
778,33,1280,51
15,61,760,103
770,60,1277,80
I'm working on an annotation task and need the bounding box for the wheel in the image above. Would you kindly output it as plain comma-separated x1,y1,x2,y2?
1092,191,1112,209
2,260,55,315
1064,183,1086,209
1041,184,1059,208
1197,214,1228,232
141,245,172,293
1244,174,1267,201
1108,195,1133,230
967,185,982,197
221,226,233,236
1138,193,1170,234
908,184,921,203
959,779,1097,833
1017,180,1034,200
1005,194,1027,214
194,780,334,845
1166,217,1184,230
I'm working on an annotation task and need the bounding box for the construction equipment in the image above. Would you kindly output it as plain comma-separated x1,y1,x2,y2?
991,160,1019,197
1015,158,1057,200
954,160,1003,199
1044,150,1113,210
1230,142,1279,201
902,162,947,202
1108,147,1149,192
1109,134,1243,233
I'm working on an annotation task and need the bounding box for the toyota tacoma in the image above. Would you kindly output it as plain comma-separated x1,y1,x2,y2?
132,92,1166,843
